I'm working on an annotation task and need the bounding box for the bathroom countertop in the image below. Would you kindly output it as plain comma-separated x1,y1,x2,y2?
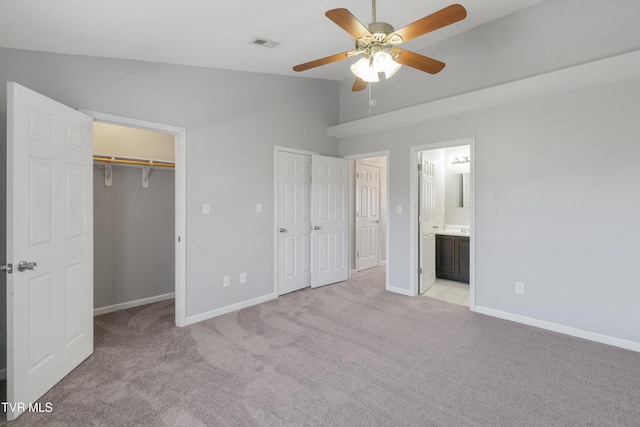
435,230,470,237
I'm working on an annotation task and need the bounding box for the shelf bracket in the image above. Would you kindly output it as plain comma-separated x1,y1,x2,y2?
142,161,153,189
104,157,114,187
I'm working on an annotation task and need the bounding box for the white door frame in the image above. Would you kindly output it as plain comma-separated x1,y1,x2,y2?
81,110,187,327
273,146,318,296
409,139,476,310
343,151,390,290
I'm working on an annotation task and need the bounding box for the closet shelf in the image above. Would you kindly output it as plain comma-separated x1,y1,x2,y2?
93,156,175,168
94,156,174,189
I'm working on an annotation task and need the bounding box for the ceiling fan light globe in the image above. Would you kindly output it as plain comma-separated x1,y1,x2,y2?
351,58,380,83
373,51,401,79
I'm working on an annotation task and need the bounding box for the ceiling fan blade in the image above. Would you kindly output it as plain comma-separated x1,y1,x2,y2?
389,4,467,43
326,8,372,40
393,49,445,74
352,77,368,92
293,51,359,72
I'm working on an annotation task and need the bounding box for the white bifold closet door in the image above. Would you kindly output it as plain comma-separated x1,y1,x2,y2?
277,152,348,295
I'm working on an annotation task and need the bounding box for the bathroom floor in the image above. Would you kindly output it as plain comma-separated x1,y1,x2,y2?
423,279,469,307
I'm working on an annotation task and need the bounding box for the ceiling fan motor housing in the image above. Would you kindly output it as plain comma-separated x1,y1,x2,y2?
366,22,394,39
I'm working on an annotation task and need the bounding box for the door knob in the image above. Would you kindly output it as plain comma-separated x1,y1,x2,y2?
279,228,287,233
17,261,37,272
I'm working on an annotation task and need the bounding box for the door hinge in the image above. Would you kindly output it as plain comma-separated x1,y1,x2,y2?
417,163,422,171
418,267,423,275
356,172,360,179
1,263,13,274
356,251,359,257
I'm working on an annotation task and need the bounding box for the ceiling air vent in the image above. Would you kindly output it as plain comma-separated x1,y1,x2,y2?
250,38,280,48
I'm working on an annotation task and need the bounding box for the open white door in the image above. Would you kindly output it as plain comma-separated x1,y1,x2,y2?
6,83,94,420
310,155,348,288
277,152,312,295
355,162,381,272
419,154,437,294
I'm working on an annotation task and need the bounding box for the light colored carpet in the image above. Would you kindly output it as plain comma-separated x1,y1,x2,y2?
5,266,640,426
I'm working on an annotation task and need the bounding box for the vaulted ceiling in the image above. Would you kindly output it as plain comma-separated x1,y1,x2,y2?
0,0,541,81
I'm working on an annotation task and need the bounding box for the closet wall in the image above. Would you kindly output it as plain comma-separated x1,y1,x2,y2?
93,123,175,310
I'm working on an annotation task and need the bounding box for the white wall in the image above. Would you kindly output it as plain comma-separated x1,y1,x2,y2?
0,47,339,321
338,0,640,346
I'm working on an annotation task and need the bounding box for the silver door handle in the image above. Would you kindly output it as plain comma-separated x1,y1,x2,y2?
313,226,321,230
279,228,287,233
375,220,380,223
18,261,37,272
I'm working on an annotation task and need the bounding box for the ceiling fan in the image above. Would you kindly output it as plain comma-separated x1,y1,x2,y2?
293,1,467,92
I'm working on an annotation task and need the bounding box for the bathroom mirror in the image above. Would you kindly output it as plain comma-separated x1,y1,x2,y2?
453,173,470,208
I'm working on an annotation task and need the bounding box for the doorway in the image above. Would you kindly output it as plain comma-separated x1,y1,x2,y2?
274,147,349,296
344,152,390,286
410,139,475,309
82,110,187,326
92,122,176,316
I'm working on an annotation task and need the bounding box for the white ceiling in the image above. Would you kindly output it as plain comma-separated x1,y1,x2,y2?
0,0,542,81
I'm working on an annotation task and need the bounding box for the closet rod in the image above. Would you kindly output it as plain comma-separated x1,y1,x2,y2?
93,156,175,168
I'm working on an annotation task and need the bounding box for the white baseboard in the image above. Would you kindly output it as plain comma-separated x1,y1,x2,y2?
0,368,6,381
185,293,277,326
94,293,175,316
475,306,640,353
387,284,414,297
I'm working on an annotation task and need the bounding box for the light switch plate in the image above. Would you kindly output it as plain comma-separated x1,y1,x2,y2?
203,203,210,215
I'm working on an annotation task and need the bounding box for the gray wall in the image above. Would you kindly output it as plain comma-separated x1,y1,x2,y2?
0,47,339,321
339,0,640,343
340,0,640,122
93,165,175,308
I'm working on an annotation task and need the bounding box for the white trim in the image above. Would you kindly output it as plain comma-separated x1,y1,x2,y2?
80,110,188,327
387,285,414,297
93,293,175,316
475,306,640,354
328,49,640,138
273,146,318,297
343,151,390,293
409,138,476,311
185,293,277,326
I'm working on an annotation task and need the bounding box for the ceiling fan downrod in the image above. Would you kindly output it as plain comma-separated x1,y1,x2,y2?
372,0,377,23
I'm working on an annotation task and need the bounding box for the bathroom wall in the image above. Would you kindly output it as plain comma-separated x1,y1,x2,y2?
444,146,471,226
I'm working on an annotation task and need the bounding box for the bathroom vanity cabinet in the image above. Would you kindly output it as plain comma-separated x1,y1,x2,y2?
435,234,470,283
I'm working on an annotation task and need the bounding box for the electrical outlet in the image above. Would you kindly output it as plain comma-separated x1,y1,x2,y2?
203,203,210,215
240,272,247,284
515,281,525,295
223,275,230,287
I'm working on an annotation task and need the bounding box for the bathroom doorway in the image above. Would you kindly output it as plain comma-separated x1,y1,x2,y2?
411,139,475,309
